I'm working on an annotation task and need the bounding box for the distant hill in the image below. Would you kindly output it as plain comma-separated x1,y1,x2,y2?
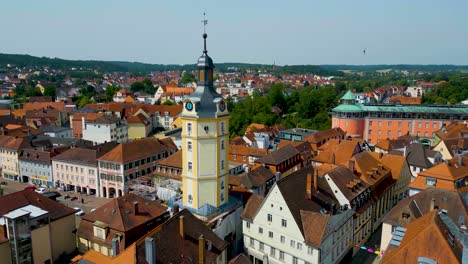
0,53,342,76
1,53,466,75
319,64,468,72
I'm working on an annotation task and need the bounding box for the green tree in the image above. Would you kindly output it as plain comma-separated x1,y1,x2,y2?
78,96,90,108
131,81,145,92
44,86,56,98
162,100,177,105
181,72,196,84
105,85,120,101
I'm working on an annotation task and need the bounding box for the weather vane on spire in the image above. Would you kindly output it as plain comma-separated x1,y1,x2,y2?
201,12,208,34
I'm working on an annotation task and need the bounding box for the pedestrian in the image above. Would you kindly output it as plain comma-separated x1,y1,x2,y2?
81,198,84,204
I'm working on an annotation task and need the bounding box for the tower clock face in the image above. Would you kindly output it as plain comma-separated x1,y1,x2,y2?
219,101,226,112
186,101,194,111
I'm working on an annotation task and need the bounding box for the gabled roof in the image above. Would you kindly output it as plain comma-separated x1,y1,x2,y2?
434,122,468,140
155,150,182,169
371,152,408,181
229,253,252,264
326,165,370,201
241,194,264,222
240,166,275,189
24,101,65,112
135,209,228,263
53,142,118,166
406,143,434,168
229,145,268,158
313,139,362,165
305,128,346,144
79,194,167,232
417,158,468,182
256,144,299,165
381,211,465,264
382,188,467,228
0,190,76,221
98,138,177,164
0,135,30,151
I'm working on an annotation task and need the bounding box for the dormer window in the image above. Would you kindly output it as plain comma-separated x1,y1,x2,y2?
93,221,109,240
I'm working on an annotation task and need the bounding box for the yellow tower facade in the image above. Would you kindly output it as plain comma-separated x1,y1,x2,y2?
181,33,230,210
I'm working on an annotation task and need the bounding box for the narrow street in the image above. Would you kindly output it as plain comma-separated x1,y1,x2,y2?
349,226,383,264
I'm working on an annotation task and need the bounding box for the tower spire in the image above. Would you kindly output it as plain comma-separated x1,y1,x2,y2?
201,12,208,53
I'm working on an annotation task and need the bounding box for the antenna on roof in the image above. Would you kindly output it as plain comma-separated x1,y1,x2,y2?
201,12,208,34
201,12,208,53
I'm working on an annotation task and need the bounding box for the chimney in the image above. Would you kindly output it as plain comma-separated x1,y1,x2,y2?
82,116,86,130
348,160,355,172
314,169,318,191
145,237,156,264
112,237,120,257
275,171,281,182
458,155,463,166
133,201,139,215
306,173,312,199
173,204,180,214
403,146,408,157
430,198,435,211
198,235,205,264
179,215,185,239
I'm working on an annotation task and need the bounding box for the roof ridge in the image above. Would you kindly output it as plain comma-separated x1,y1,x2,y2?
114,198,127,232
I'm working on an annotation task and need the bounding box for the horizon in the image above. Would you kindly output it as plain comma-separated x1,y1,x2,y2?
3,53,468,67
1,1,468,65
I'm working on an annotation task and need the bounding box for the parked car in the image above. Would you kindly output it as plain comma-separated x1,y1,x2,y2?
24,185,36,191
74,207,85,216
35,187,47,194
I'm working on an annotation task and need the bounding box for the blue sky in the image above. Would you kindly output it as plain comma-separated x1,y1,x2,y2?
1,0,467,65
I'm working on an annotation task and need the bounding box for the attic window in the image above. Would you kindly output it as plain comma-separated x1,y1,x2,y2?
204,126,209,133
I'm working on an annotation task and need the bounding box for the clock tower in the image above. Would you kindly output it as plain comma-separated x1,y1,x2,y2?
181,32,230,212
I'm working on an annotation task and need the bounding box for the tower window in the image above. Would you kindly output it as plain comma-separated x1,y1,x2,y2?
204,126,209,133
188,195,193,204
188,162,192,171
221,160,225,170
187,123,192,134
187,141,192,151
221,122,225,133
199,69,205,82
221,140,225,150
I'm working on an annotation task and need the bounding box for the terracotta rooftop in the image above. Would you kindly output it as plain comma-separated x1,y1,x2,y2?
77,194,169,249
24,101,65,112
313,139,362,165
229,145,268,157
53,142,118,166
304,127,346,144
381,210,466,264
417,158,468,182
434,122,468,140
241,194,264,222
256,144,299,165
0,135,30,151
134,209,228,263
0,190,76,221
98,138,177,164
240,166,275,189
155,149,182,168
382,188,467,228
389,95,421,105
229,253,252,264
